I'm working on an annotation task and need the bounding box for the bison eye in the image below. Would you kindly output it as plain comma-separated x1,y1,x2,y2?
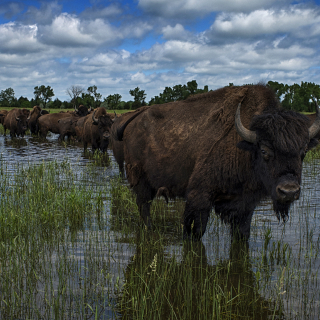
261,150,269,161
260,145,273,161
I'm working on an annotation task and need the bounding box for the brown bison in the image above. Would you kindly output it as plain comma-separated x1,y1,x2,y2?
82,107,114,152
112,84,320,241
28,106,50,135
110,107,150,176
3,108,29,137
0,110,8,126
57,107,93,142
37,105,90,140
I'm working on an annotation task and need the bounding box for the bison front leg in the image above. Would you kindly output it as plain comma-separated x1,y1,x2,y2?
183,191,211,241
230,210,254,242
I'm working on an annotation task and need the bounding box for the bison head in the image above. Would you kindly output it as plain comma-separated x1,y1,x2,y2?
236,102,320,221
92,111,114,152
15,115,29,137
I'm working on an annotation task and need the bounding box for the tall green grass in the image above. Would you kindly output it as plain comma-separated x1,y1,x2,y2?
0,155,319,319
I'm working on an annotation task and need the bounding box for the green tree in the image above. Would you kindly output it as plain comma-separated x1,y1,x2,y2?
0,87,16,107
18,96,32,109
104,94,122,110
186,80,198,95
129,87,146,109
87,85,102,108
80,93,94,108
34,85,54,108
51,98,63,109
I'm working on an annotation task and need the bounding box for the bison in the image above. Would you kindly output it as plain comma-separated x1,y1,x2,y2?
37,105,90,140
82,107,114,152
112,84,320,241
0,110,8,126
3,108,29,137
28,105,49,135
57,107,93,142
110,106,150,176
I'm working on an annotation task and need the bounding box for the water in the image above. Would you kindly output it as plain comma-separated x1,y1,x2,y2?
1,133,320,319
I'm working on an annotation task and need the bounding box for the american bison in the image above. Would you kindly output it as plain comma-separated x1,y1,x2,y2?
37,105,90,140
3,108,29,137
0,110,8,126
110,107,150,176
113,84,320,241
82,107,114,152
28,105,49,135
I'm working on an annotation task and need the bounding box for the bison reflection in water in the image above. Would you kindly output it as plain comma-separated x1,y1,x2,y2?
112,84,320,241
117,238,283,319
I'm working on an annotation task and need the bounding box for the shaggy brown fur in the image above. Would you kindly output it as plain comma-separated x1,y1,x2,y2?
110,106,150,175
113,84,319,241
82,107,114,152
0,110,8,125
38,105,90,139
3,108,29,137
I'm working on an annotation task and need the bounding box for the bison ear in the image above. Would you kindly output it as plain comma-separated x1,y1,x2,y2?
237,140,256,152
308,138,319,150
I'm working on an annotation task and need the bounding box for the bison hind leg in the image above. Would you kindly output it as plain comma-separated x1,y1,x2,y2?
133,177,157,230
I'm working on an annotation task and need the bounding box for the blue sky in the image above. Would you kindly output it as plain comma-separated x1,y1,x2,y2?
0,0,320,102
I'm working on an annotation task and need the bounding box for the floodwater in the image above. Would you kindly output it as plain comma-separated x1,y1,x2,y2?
1,133,320,319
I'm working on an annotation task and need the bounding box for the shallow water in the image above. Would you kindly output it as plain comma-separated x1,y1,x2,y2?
1,133,320,319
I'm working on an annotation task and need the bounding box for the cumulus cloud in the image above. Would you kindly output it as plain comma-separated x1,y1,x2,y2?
0,22,44,54
38,13,120,47
162,24,192,41
210,7,320,37
21,1,62,25
80,4,122,20
138,0,286,17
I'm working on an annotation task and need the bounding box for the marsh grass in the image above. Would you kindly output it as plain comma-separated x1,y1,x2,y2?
0,153,319,318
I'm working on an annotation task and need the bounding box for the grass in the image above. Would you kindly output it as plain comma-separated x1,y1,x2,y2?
0,139,319,318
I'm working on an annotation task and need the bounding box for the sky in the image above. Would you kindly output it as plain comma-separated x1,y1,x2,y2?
1,0,320,103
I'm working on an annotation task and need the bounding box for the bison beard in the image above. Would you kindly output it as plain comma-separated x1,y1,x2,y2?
274,201,290,223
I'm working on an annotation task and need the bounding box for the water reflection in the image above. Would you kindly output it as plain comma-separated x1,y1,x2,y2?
117,236,283,319
0,133,320,318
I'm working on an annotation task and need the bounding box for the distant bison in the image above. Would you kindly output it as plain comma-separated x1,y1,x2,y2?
0,110,8,126
28,106,49,135
113,85,320,241
38,105,90,140
3,108,29,137
82,107,114,152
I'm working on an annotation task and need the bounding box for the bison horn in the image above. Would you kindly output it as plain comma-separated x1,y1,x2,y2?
309,98,320,139
112,111,117,123
15,117,20,122
92,110,99,124
88,106,92,112
235,103,257,144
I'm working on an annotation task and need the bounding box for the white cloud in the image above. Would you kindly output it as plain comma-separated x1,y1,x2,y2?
39,13,119,47
162,24,191,41
138,0,286,17
211,7,320,37
0,22,43,53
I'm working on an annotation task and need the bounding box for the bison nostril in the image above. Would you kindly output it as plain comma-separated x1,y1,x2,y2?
276,185,300,202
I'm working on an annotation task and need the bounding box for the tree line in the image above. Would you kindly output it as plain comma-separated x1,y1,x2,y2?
1,81,320,112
